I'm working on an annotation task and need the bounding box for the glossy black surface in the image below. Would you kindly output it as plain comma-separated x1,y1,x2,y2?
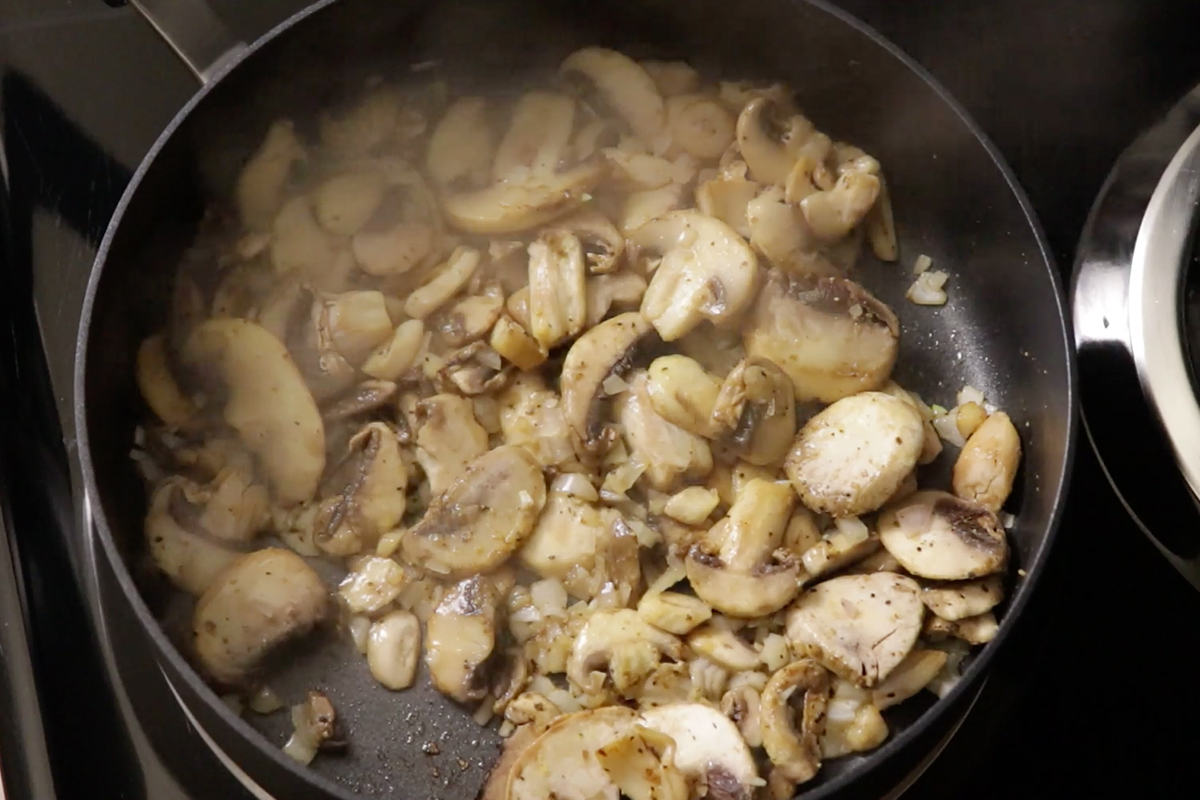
2,1,1200,799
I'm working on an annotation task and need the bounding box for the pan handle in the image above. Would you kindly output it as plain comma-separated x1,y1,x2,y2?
126,0,249,84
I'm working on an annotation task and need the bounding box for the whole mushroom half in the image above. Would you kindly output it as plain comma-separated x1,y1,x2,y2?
876,490,1009,580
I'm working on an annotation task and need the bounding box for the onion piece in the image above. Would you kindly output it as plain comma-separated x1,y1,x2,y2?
249,686,284,715
602,373,630,396
931,412,966,448
906,270,948,306
550,472,600,502
833,516,870,545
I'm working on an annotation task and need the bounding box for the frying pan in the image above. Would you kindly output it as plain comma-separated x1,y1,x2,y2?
74,0,1076,798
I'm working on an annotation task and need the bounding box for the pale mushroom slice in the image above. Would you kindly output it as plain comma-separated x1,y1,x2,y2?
561,48,665,142
182,318,325,506
952,411,1022,512
426,96,493,188
235,119,306,232
492,92,577,181
313,421,407,557
426,575,503,703
414,393,490,495
193,548,330,686
785,573,924,688
567,609,683,694
614,371,714,491
644,354,723,437
924,611,1000,645
642,60,701,97
876,491,1009,580
311,169,388,237
919,575,1005,621
870,648,948,711
401,445,546,578
546,207,625,274
696,167,761,240
527,230,587,349
519,493,621,582
505,707,639,800
441,161,605,235
685,478,802,618
586,271,647,327
145,478,242,596
136,334,197,428
438,284,505,348
639,703,760,800
746,186,841,280
736,98,831,187
760,659,830,787
665,94,736,160
785,391,925,517
560,312,653,455
710,356,796,466
743,270,900,403
367,609,421,691
631,211,759,341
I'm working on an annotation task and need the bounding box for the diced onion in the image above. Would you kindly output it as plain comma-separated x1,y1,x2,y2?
531,578,569,614
550,472,600,502
894,503,932,536
826,698,861,724
602,373,630,396
931,412,966,447
833,516,870,545
348,616,371,654
913,254,933,275
249,686,284,715
760,633,791,672
906,270,948,306
956,385,986,407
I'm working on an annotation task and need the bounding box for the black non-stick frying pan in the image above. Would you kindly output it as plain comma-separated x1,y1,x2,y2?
74,0,1076,798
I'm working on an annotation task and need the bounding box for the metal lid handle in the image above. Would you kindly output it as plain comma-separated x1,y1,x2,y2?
129,0,248,84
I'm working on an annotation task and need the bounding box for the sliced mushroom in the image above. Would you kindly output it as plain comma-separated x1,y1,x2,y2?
426,575,502,703
924,611,999,645
519,493,620,582
137,334,197,429
665,94,736,160
311,169,388,237
195,460,270,543
402,445,546,578
282,690,344,764
760,659,830,785
746,186,840,279
870,648,948,710
603,145,694,192
527,231,587,349
593,724,689,800
560,312,653,455
353,220,436,277
662,486,721,527
322,289,394,365
616,371,713,490
721,685,764,748
492,92,577,181
644,354,722,437
548,208,624,275
318,86,399,158
619,183,688,235
491,314,549,371
437,341,509,396
919,575,1004,621
287,291,359,403
736,98,828,186
404,246,481,320
586,271,648,327
235,119,306,232
193,548,329,686
842,547,904,576
685,478,801,618
876,491,1009,580
426,96,494,188
439,283,505,347
785,573,924,688
338,554,408,614
498,373,578,469
696,165,761,240
145,478,242,596
785,391,925,517
800,168,881,242
688,625,760,671
819,681,888,760
711,357,796,466
314,421,407,556
414,393,489,494
270,195,351,289
631,211,759,341
442,161,605,235
367,609,421,690
952,411,1022,512
561,47,664,141
640,703,759,800
322,379,397,422
743,270,900,402
566,609,682,693
642,60,701,97
636,591,713,635
182,318,325,506
506,707,639,800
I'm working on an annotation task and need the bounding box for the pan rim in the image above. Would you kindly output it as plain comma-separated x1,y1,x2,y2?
72,0,1078,798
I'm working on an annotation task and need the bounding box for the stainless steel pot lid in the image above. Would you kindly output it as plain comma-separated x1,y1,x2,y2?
1073,82,1200,588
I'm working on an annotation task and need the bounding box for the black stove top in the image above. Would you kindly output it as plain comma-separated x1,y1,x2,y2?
3,2,1200,799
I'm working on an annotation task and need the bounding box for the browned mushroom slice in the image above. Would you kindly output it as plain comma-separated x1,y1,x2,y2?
614,371,713,491
735,97,831,187
441,162,605,235
322,380,397,422
425,575,503,703
402,445,546,578
710,357,797,466
560,312,654,456
145,478,243,596
760,659,830,787
639,703,759,799
923,611,999,645
952,411,1022,512
561,48,665,142
546,208,625,274
438,283,505,348
785,573,924,688
313,421,407,556
877,491,1009,580
919,575,1005,621
743,270,899,403
414,393,489,495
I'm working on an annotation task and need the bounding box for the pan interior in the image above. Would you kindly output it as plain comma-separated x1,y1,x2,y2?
81,0,1071,797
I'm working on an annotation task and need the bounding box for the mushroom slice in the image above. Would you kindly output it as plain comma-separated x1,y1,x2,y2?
870,648,948,711
615,371,713,491
924,611,999,645
311,169,388,237
561,312,653,455
439,284,505,348
711,357,796,467
498,373,577,469
322,379,397,422
437,341,510,396
642,60,701,97
367,609,421,690
519,493,621,582
402,445,546,578
919,575,1004,621
736,98,824,186
193,548,329,686
426,96,493,188
289,291,360,403
799,531,882,583
743,271,900,403
785,573,924,688
645,355,722,437
620,183,688,235
235,119,306,232
666,94,736,160
270,195,350,288
505,707,639,800
687,625,760,671
426,575,502,703
785,391,924,517
594,726,689,800
492,92,577,181
876,491,1009,580
586,272,648,327
548,208,625,275
491,315,549,371
760,659,830,786
145,478,241,596
696,167,761,240
353,220,436,277
182,318,324,506
527,230,587,349
414,393,489,494
685,478,801,618
567,609,682,694
315,422,407,556
637,591,713,635
746,186,840,279
640,703,759,800
404,245,482,320
441,161,604,235
631,211,759,341
137,334,197,428
561,47,665,141
799,169,881,242
323,289,394,365
952,411,1022,512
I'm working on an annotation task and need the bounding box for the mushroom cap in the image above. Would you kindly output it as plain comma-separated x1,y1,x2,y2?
442,162,605,235
506,707,639,800
877,490,1009,580
560,47,665,142
685,548,801,619
639,703,759,799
